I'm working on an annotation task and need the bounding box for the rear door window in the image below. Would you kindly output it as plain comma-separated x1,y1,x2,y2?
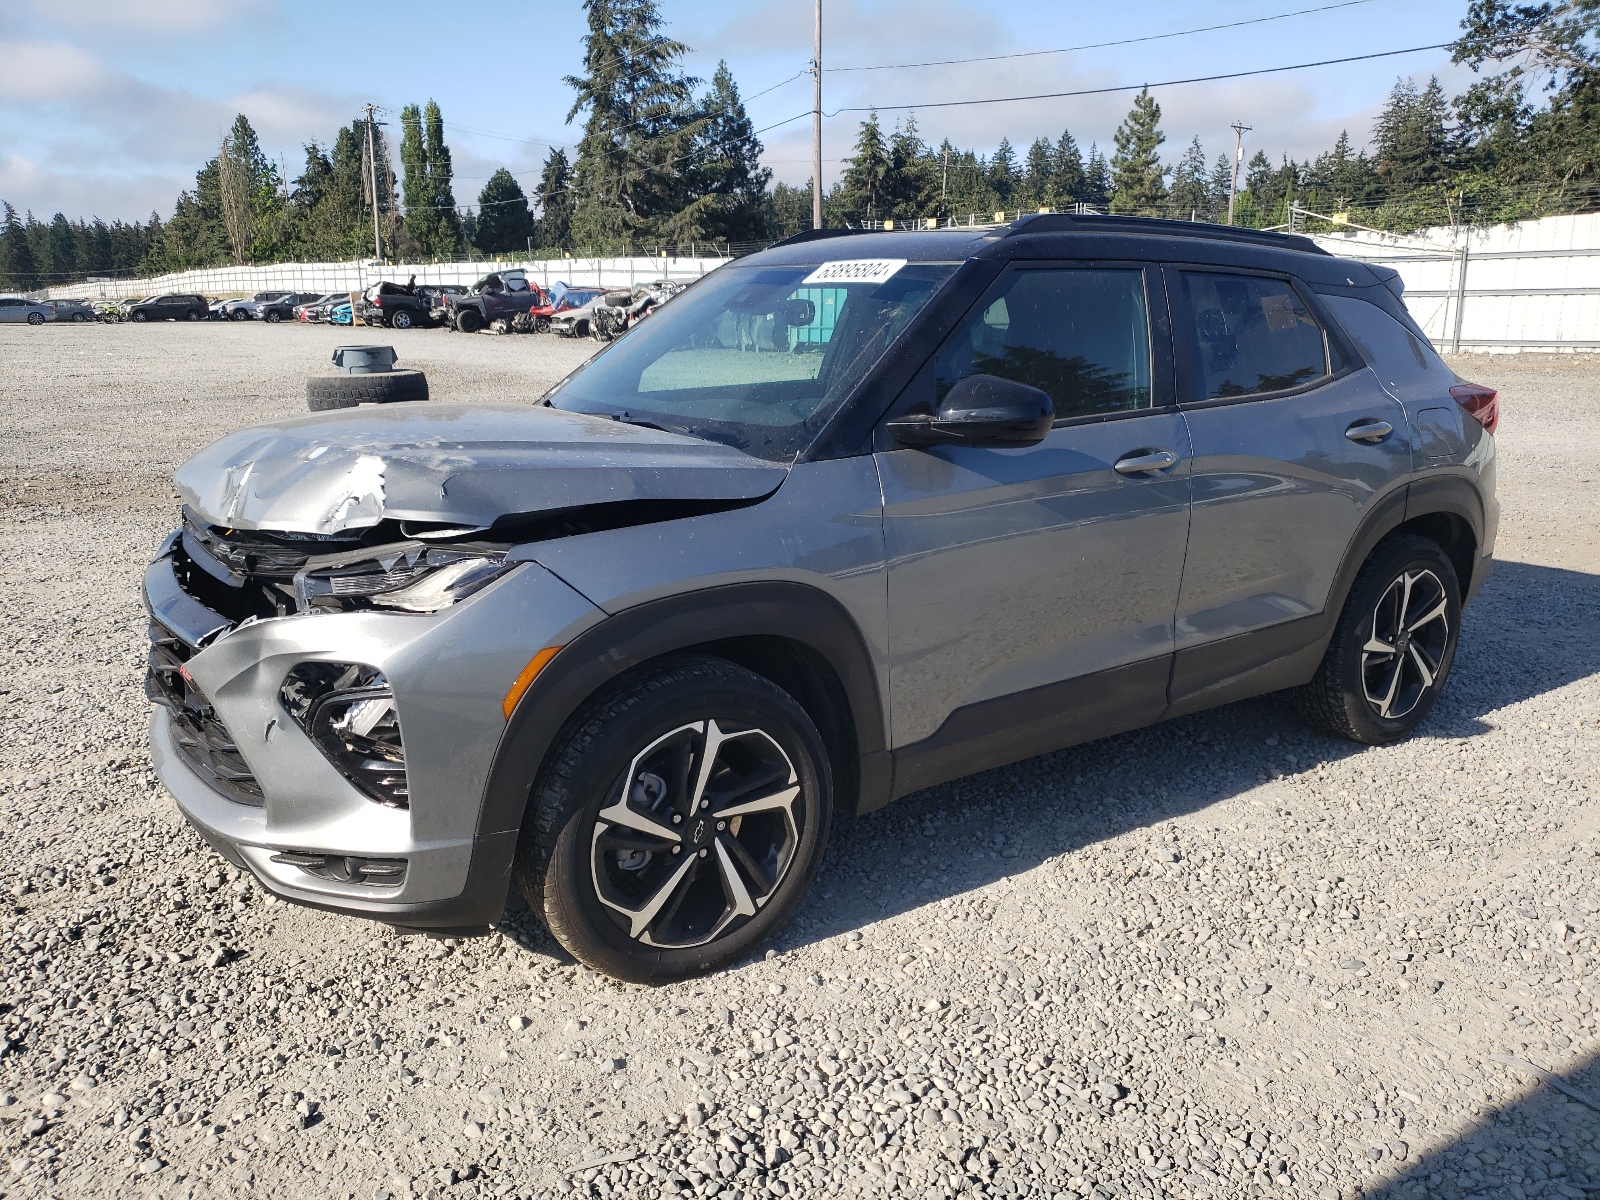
1180,272,1328,400
934,267,1152,420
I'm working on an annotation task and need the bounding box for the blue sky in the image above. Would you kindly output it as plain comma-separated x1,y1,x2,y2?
0,0,1481,222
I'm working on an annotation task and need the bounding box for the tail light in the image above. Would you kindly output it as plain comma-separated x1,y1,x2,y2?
1450,383,1498,435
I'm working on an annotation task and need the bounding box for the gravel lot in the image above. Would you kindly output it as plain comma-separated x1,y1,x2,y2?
1,323,1597,1200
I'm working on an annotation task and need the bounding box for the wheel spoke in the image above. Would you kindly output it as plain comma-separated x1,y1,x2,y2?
596,829,674,854
1377,655,1406,718
1363,634,1398,659
713,839,759,920
1407,597,1448,634
595,796,680,844
687,719,730,815
1408,643,1437,690
619,853,697,940
717,782,800,820
722,830,777,898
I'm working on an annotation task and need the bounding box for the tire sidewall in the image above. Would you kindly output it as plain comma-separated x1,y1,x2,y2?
533,663,833,983
1335,539,1462,742
131,310,148,323
391,310,413,329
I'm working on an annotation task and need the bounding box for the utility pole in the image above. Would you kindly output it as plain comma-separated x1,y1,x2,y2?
942,144,950,219
811,0,823,229
364,104,383,261
1227,121,1251,227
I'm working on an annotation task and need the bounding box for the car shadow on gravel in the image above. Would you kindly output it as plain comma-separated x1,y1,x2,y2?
1364,1049,1600,1198
777,558,1600,953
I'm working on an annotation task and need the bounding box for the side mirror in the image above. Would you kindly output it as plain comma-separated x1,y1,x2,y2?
887,374,1055,448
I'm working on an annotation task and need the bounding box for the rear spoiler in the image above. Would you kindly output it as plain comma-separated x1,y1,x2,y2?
1367,262,1405,299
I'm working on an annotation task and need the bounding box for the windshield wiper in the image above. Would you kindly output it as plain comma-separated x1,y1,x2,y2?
609,412,670,433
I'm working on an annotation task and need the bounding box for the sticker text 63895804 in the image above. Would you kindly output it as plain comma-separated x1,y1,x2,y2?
800,259,908,287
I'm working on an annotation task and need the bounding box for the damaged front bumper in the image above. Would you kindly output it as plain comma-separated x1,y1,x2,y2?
142,534,600,932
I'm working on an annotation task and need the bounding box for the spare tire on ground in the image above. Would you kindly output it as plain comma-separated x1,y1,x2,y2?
306,369,429,411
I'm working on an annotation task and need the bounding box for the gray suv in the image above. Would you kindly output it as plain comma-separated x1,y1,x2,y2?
144,215,1498,982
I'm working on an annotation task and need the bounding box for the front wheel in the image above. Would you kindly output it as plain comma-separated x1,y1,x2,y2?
516,656,833,984
455,308,483,333
233,309,251,321
1294,534,1461,744
264,309,282,323
72,312,88,323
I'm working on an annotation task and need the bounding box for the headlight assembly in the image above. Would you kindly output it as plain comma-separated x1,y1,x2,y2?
292,544,513,614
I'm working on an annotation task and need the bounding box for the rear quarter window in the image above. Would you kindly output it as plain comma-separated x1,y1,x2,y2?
1181,272,1328,400
1322,294,1453,394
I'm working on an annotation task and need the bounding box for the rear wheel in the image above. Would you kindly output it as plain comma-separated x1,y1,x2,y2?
184,309,201,321
27,311,46,325
390,309,414,330
516,656,833,984
1294,534,1461,744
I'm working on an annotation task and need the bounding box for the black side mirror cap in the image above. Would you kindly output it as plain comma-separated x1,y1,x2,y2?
887,374,1055,448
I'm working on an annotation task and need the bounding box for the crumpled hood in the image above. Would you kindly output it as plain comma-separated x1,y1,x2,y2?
174,403,789,535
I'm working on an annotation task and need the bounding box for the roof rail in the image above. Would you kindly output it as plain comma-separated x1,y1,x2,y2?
766,227,871,248
1003,212,1329,255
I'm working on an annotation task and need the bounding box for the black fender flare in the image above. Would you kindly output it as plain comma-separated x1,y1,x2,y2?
469,581,889,898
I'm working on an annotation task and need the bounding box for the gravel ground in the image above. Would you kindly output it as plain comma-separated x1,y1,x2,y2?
1,323,1597,1200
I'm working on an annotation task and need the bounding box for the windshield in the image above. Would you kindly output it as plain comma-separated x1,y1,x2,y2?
544,261,958,459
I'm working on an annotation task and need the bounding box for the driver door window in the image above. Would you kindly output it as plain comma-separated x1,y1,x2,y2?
934,268,1152,420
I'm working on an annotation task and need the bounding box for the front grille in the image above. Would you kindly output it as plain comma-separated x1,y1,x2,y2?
146,618,263,806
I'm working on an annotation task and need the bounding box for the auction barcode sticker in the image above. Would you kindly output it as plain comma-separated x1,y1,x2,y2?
801,258,907,287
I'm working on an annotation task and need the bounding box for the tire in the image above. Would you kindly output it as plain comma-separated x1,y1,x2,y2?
27,311,46,325
264,309,282,323
591,310,616,342
534,316,550,334
1293,533,1461,745
305,369,430,411
390,309,415,330
515,655,833,984
233,309,251,321
131,310,148,323
455,308,483,333
72,312,88,323
184,309,201,322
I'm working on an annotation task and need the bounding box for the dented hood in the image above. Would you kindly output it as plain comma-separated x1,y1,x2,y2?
174,403,789,535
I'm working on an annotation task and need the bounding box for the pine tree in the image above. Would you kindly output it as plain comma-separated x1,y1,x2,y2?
839,111,889,222
682,61,771,242
988,138,1017,207
1022,137,1054,209
400,100,462,258
1109,88,1167,213
1169,137,1210,220
566,0,703,247
216,114,277,264
1209,153,1235,219
0,202,39,291
1052,130,1086,205
1082,145,1111,209
474,169,535,255
535,148,573,249
883,116,937,220
1373,77,1453,190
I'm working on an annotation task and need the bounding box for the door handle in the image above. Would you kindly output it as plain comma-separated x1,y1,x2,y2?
1345,418,1394,444
1113,449,1180,475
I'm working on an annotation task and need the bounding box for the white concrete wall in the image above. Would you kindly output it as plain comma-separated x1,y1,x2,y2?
55,255,730,301
1310,213,1600,351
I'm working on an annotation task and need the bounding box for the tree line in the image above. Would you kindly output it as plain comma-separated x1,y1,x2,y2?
0,0,1593,290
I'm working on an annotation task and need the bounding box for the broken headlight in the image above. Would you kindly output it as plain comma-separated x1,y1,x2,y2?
293,545,512,614
279,663,408,807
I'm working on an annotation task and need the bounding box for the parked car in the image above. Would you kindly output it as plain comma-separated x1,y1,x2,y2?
255,292,325,324
329,299,353,326
550,280,681,341
0,297,55,324
295,293,348,323
48,298,96,323
222,292,293,321
442,269,549,332
208,298,235,320
144,214,1498,984
128,293,208,322
356,281,439,330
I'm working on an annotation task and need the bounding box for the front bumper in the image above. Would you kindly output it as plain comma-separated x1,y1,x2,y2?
143,541,600,931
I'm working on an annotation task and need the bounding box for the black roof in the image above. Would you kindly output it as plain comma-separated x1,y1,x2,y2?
754,213,1378,287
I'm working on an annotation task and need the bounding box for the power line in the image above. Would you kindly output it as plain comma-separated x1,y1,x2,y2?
828,0,1382,73
829,43,1453,113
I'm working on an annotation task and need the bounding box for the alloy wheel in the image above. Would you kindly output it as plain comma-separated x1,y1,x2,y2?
589,719,805,949
1361,568,1450,720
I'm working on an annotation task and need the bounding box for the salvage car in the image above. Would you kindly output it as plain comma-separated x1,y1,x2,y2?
443,269,549,332
128,293,208,322
145,215,1499,983
223,291,293,321
47,298,96,322
256,292,325,324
